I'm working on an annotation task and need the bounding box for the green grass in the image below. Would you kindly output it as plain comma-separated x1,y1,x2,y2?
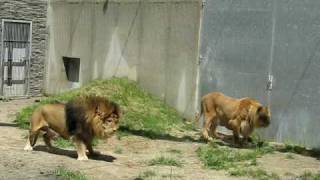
16,78,187,136
53,138,74,148
54,167,88,180
297,171,320,180
228,168,280,180
148,156,182,167
196,142,274,170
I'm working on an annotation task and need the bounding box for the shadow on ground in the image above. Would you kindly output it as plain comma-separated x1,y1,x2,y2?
0,122,19,127
119,126,204,143
33,145,116,162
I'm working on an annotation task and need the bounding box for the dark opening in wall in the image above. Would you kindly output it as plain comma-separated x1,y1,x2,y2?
62,56,80,82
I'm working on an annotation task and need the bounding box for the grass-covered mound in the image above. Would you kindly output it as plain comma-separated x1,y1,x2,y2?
16,78,189,136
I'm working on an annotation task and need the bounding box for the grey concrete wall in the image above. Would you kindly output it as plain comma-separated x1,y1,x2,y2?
45,0,201,119
0,0,47,96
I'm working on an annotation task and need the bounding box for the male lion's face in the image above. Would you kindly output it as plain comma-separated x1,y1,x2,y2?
96,103,121,138
256,106,270,127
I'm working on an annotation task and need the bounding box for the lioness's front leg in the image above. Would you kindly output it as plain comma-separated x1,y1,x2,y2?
74,137,88,161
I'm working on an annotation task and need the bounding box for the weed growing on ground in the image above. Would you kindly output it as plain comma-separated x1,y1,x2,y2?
228,168,280,180
54,167,88,180
135,170,156,180
148,156,182,167
297,171,320,180
53,138,74,148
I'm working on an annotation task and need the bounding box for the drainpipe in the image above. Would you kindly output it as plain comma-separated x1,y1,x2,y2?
194,0,206,128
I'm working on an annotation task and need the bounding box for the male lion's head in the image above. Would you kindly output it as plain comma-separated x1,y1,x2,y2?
90,97,121,138
252,106,270,128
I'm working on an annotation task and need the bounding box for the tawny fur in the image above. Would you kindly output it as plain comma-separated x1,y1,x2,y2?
24,96,121,160
196,92,270,145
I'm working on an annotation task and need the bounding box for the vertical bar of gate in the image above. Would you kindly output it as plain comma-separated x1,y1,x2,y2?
0,20,4,95
26,21,32,96
7,23,12,86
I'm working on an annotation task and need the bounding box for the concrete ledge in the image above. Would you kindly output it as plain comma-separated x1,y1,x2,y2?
49,0,201,4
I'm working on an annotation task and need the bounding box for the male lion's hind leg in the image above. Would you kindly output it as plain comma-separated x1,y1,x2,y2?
24,130,40,151
74,138,89,161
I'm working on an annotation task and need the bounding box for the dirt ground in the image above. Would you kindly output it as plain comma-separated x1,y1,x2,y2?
0,98,320,180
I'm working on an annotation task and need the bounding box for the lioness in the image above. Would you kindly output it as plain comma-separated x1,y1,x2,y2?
196,92,270,145
24,96,121,160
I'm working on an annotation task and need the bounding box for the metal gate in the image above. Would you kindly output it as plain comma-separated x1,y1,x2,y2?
0,19,32,97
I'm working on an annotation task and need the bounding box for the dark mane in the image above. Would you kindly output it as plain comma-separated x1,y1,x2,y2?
65,95,120,134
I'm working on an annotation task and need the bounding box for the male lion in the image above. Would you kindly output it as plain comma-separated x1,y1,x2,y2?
196,92,270,145
24,96,121,160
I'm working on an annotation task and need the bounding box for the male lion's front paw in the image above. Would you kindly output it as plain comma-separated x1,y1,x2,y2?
77,155,89,161
24,144,33,151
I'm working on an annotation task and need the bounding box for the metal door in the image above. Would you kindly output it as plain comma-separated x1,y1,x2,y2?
199,0,320,148
199,0,273,106
0,20,32,97
199,0,273,134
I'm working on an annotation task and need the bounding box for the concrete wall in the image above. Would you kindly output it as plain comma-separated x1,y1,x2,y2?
0,0,47,96
45,0,201,119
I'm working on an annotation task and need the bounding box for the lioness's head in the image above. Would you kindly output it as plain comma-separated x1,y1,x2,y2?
253,106,270,128
93,100,121,138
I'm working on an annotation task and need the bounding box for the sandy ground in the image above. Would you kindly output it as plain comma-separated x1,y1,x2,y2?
0,98,319,180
